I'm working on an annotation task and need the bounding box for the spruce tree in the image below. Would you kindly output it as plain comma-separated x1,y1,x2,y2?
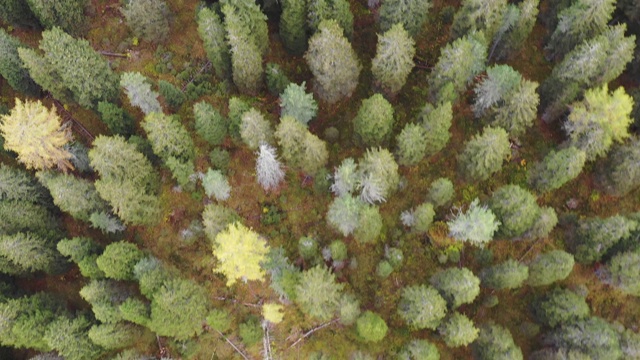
221,0,269,56
397,284,447,330
88,322,140,350
480,259,528,290
488,184,541,239
396,123,427,166
280,0,307,54
353,94,394,146
193,101,227,146
607,249,640,297
528,147,586,193
240,108,273,149
295,265,344,321
420,101,453,156
45,316,105,360
358,147,399,204
491,0,539,60
97,102,135,137
354,204,383,244
378,0,431,37
546,317,622,360
0,232,64,274
0,0,38,27
448,199,500,246
96,242,144,281
120,72,162,115
438,312,479,347
275,116,328,175
371,23,415,95
307,0,354,38
157,80,185,111
451,0,508,41
280,82,318,126
202,204,241,241
26,0,87,35
473,323,523,360
305,20,361,104
458,126,510,182
572,215,637,264
0,293,65,351
197,7,230,79
527,250,574,287
0,29,40,96
265,63,291,96
430,267,481,308
121,0,170,43
603,137,640,196
0,164,50,205
256,144,285,192
202,169,231,201
149,279,208,340
533,288,589,327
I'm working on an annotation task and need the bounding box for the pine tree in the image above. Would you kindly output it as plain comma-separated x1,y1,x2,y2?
307,0,354,38
430,267,480,308
197,7,231,79
280,0,307,54
0,29,41,96
564,85,633,161
438,312,479,347
256,143,285,192
448,199,500,246
545,0,615,60
275,116,328,175
26,0,87,35
0,99,73,171
305,20,361,104
472,323,523,360
528,147,586,193
378,0,432,37
603,137,640,196
451,0,507,41
527,250,574,286
149,279,209,340
358,147,399,204
96,242,144,281
280,82,318,126
533,288,589,327
121,0,170,43
458,126,510,182
371,23,416,95
295,265,344,321
488,184,541,239
213,222,269,286
240,108,273,149
428,33,487,103
571,215,637,264
397,284,447,330
120,72,162,115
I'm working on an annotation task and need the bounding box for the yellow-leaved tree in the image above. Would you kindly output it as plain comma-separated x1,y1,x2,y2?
0,98,73,171
213,222,269,286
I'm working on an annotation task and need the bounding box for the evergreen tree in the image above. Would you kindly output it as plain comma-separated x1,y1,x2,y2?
427,178,454,208
491,0,539,60
89,135,160,226
240,108,273,149
96,242,144,281
305,20,361,104
603,137,640,196
430,267,480,308
193,101,227,146
0,99,73,171
397,339,440,360
256,143,285,191
44,316,105,360
545,0,615,60
280,82,318,126
79,280,130,323
87,322,140,350
56,237,104,279
472,323,523,360
0,232,63,274
227,96,251,139
419,101,453,156
396,123,427,166
480,259,528,290
197,7,230,79
353,94,393,146
0,164,50,205
202,169,231,201
606,249,640,296
488,184,541,238
19,27,119,109
524,206,558,240
527,250,574,287
120,72,162,115
458,126,510,182
564,85,633,161
149,278,208,340
280,0,307,54
295,265,344,321
428,32,487,103
26,0,87,35
572,215,637,264
356,311,388,343
528,147,586,193
354,203,383,244
97,102,135,137
121,0,170,43
134,256,171,298
220,0,269,55
448,198,500,246
307,0,354,38
275,115,328,175
0,293,65,351
157,80,186,111
0,29,40,96
202,204,241,241
357,147,399,203
371,24,415,95
401,202,435,233
533,288,589,327
0,200,61,241
327,195,363,237
119,298,150,326
213,222,269,286
265,63,291,96
397,284,447,330
330,158,359,196
546,317,623,360
378,0,431,37
0,0,38,27
438,312,479,347
451,0,507,41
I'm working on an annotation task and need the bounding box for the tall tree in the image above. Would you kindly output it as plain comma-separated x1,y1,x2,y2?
275,116,328,175
240,108,273,150
448,198,500,246
371,24,415,95
602,137,640,195
256,143,285,192
0,232,64,274
193,101,227,146
0,29,41,96
378,0,431,37
0,164,50,205
212,222,270,286
44,316,105,360
397,284,447,330
353,94,394,146
488,184,541,239
607,249,640,297
0,293,65,351
0,99,73,171
438,312,479,347
280,82,318,126
458,126,510,182
528,147,586,193
121,0,170,43
197,7,230,79
120,72,162,115
430,267,481,308
472,323,523,360
451,0,507,41
96,242,144,281
149,279,208,340
490,0,539,60
546,317,623,360
26,0,87,35
307,0,354,38
0,0,38,27
280,0,307,54
527,250,574,287
533,288,589,327
305,20,361,104
480,259,528,290
571,215,637,264
295,265,344,321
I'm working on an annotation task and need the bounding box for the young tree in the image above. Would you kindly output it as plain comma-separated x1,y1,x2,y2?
327,195,363,237
371,24,416,95
472,323,523,360
158,80,185,111
430,267,480,308
448,199,501,246
19,27,119,109
240,108,273,150
427,178,454,208
428,33,487,103
280,0,307,54
202,169,231,201
87,322,140,350
330,158,359,196
295,265,344,321
97,102,135,137
265,63,291,96
480,259,528,290
458,126,510,182
397,339,440,360
142,112,194,173
0,99,73,171
401,202,435,233
533,288,590,327
451,0,508,41
358,147,399,203
546,317,622,360
307,0,354,38
438,312,479,347
44,315,105,360
353,94,394,146
197,7,230,79
545,0,615,60
606,249,640,297
280,82,318,126
602,137,640,196
26,0,87,35
0,29,41,96
121,0,170,43
305,20,361,104
193,101,227,146
120,72,162,115
275,116,328,175
397,284,447,330
396,123,427,166
527,250,575,287
572,215,637,264
56,237,104,279
564,85,633,161
378,0,431,37
356,311,388,343
524,206,558,240
488,184,541,238
96,242,144,281
420,101,453,156
149,278,208,340
528,147,586,193
202,204,241,241
354,204,383,244
213,222,269,286
256,143,285,191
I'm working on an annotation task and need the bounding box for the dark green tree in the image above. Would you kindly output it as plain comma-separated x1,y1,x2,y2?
490,0,539,60
572,215,637,264
193,101,227,146
149,278,208,340
546,317,622,359
265,63,291,96
378,0,431,37
0,232,64,274
222,4,263,95
44,315,105,360
0,0,38,27
533,288,590,327
307,0,354,38
280,0,307,54
26,0,87,35
79,280,130,323
480,259,528,290
472,323,523,360
121,0,170,43
0,164,50,205
603,137,640,196
0,29,41,96
158,80,186,111
97,102,135,137
451,0,507,41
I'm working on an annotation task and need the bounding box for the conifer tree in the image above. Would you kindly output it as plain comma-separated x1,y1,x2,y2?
397,284,447,330
45,316,105,360
356,311,388,343
0,164,50,205
564,85,633,161
97,102,135,137
88,322,140,350
157,80,185,111
330,158,359,197
307,0,354,38
148,279,208,340
354,204,383,244
488,184,541,239
354,94,394,146
371,23,416,95
480,259,528,290
193,101,227,146
0,99,73,171
221,0,269,55
202,169,231,201
572,215,638,264
396,123,427,166
280,82,318,126
438,312,479,347
491,0,539,60
26,0,87,35
280,0,307,54
602,137,640,196
240,108,273,150
121,0,170,43
96,242,144,281
419,101,453,156
305,20,361,104
430,267,480,308
378,0,431,37
398,340,440,359
533,288,589,327
202,204,241,241
527,250,574,287
0,200,61,241
275,116,328,175
57,237,105,278
448,199,500,246
327,195,363,237
197,7,230,79
213,222,269,286
0,29,40,96
134,256,171,298
427,178,454,208
79,280,130,323
0,293,65,351
295,265,344,321
265,63,291,96
546,317,622,360
120,72,162,115
0,0,38,27
0,232,64,274
256,143,285,192
451,0,507,41
358,147,399,204
458,126,510,182
473,323,523,360
528,147,586,193
607,249,640,297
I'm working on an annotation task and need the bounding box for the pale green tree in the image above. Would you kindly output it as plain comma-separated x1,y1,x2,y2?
480,259,528,290
488,184,541,238
213,222,269,286
197,7,230,79
280,82,318,125
448,199,500,246
120,72,162,115
295,265,344,321
358,147,399,204
607,249,640,297
203,169,231,201
327,195,363,237
527,250,575,286
121,0,170,43
473,323,523,360
371,24,416,95
490,0,539,60
438,312,479,347
528,147,586,193
96,242,144,281
240,108,273,149
458,126,510,181
356,311,388,343
149,278,208,340
546,317,622,360
0,232,63,274
307,0,353,38
397,284,447,330
572,215,637,264
396,123,427,166
44,315,105,360
275,115,328,175
430,267,480,308
354,94,394,145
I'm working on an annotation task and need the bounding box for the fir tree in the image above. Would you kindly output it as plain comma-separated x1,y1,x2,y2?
330,158,359,197
371,23,416,95
0,164,50,205
420,101,453,156
327,195,363,236
45,316,105,360
488,184,541,239
378,0,432,37
354,203,383,244
427,178,454,208
280,0,307,54
26,0,86,35
220,0,269,55
491,0,539,60
546,317,622,360
356,311,388,343
0,200,61,241
202,204,241,241
397,340,440,360
87,322,140,350
307,0,354,38
527,250,574,287
438,312,479,347
603,137,640,196
202,169,231,201
451,0,507,41
357,147,399,204
472,323,523,360
197,7,230,79
396,123,427,166
79,280,130,323
448,199,500,246
275,116,328,175
0,293,65,351
17,47,72,103
458,126,510,182
480,259,528,290
397,284,447,330
0,232,64,274
56,237,104,279
572,215,637,264
97,102,135,137
121,0,170,43
134,256,171,298
193,101,227,146
157,80,185,111
0,0,38,27
305,20,361,104
280,82,318,126
607,249,640,297
142,112,194,170
227,96,251,139
533,288,589,327
0,29,40,96
430,267,480,308
240,108,273,150
120,72,162,115
149,279,208,340
265,63,291,96
95,242,144,281
354,94,394,146
256,143,285,192
213,222,269,286
528,147,586,193
295,265,344,321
